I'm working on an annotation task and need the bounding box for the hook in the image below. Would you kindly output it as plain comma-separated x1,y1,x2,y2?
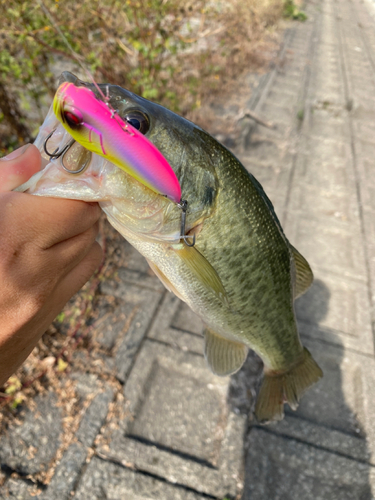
177,199,195,247
44,130,74,159
43,130,90,175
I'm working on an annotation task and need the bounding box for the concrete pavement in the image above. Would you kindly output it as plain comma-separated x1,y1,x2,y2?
1,0,375,497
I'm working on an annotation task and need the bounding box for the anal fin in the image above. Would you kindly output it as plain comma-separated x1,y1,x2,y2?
290,245,314,298
204,328,248,376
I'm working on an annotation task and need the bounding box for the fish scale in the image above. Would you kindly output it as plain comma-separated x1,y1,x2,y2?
22,72,322,422
192,138,299,364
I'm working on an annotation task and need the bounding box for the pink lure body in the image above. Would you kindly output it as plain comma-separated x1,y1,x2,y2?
53,82,181,203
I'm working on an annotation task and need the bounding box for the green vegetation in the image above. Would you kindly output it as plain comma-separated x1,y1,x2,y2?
283,0,307,21
0,0,285,152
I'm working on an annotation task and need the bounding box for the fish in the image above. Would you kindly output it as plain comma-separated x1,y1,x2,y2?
19,71,323,423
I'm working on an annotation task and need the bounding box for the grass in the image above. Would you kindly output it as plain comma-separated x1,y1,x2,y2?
0,0,285,153
297,108,304,121
283,0,307,20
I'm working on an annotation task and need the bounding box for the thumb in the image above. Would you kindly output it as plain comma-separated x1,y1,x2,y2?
0,144,42,192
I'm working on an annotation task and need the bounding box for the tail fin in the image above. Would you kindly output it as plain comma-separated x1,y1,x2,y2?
255,348,323,424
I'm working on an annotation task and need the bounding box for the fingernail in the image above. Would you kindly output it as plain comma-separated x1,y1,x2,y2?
0,144,31,161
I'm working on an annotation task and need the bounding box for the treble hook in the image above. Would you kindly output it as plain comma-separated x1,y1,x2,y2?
177,200,195,247
43,130,90,175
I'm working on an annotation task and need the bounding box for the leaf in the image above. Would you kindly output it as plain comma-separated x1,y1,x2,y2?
55,312,65,323
11,395,24,409
57,358,69,372
5,376,21,395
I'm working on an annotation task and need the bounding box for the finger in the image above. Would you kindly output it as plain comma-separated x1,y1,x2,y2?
13,223,101,303
52,241,103,306
0,145,41,192
1,192,102,249
44,221,101,277
40,201,102,249
39,198,102,249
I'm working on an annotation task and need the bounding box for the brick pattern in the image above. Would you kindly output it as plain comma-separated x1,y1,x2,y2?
2,0,375,497
240,0,375,496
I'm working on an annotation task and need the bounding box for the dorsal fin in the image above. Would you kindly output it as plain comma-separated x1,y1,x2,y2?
290,245,314,299
204,328,248,376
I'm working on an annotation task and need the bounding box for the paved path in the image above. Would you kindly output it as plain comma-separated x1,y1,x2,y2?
2,0,375,497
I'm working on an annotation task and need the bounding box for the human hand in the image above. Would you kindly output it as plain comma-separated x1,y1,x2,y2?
0,144,103,385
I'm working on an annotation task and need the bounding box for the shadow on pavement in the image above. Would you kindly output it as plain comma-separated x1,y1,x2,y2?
237,278,373,499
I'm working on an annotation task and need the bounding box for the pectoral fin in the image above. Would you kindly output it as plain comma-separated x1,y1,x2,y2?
174,244,229,307
204,328,248,376
290,245,314,298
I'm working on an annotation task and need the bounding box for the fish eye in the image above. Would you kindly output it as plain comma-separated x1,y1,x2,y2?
124,110,150,134
63,110,83,127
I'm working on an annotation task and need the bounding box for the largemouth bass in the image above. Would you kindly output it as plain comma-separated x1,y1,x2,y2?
20,71,322,422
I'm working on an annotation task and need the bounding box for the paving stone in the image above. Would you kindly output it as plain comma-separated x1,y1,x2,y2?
41,442,87,499
0,479,36,500
288,337,375,452
239,158,281,195
355,144,375,212
261,103,296,126
76,388,114,447
352,107,375,131
288,182,359,225
243,428,375,500
356,139,375,163
312,88,346,106
266,89,298,107
113,289,163,383
117,267,165,292
272,74,301,93
147,293,204,354
298,139,354,193
100,279,164,382
285,215,367,281
90,302,136,351
34,389,114,500
170,298,204,336
99,341,246,498
228,350,263,415
243,136,282,165
309,112,350,141
0,391,62,475
120,240,153,274
270,414,372,464
295,271,373,354
70,373,101,400
74,457,208,500
352,93,375,109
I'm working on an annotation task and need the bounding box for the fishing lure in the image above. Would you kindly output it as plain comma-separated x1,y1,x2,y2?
43,81,194,245
50,82,181,204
